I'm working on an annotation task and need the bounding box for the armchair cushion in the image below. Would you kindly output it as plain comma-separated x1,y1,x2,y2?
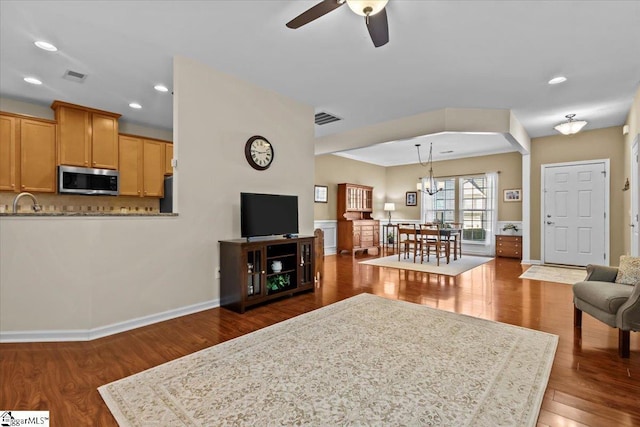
573,281,634,315
615,255,640,285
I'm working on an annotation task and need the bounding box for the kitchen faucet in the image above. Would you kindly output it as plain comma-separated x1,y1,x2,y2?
12,192,42,213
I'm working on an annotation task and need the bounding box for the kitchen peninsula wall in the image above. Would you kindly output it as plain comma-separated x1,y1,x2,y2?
0,97,173,214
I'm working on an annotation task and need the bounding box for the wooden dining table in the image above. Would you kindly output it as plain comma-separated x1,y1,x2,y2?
396,224,463,263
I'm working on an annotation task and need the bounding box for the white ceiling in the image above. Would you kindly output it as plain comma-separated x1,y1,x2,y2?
1,1,639,165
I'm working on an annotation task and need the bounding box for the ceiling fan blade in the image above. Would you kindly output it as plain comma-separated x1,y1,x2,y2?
366,8,389,47
286,0,345,29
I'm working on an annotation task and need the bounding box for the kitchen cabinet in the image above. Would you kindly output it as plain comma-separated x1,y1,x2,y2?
337,183,379,255
51,100,121,169
165,143,173,175
118,134,167,197
496,235,522,259
0,114,18,191
219,236,315,313
143,139,165,197
0,112,56,193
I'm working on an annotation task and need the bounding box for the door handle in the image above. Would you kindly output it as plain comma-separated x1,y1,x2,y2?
546,221,555,225
631,224,636,228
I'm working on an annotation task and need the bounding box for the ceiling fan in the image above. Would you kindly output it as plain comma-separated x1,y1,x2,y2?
286,0,389,48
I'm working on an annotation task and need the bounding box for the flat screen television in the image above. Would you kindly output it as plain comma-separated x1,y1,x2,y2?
241,192,299,238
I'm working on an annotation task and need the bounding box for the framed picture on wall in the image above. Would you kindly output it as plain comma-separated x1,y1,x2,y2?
504,188,522,202
406,191,417,206
314,185,328,203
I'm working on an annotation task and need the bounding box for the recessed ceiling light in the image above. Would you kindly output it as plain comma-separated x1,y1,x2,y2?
24,77,42,85
129,103,142,109
548,76,567,85
154,84,169,92
34,41,57,52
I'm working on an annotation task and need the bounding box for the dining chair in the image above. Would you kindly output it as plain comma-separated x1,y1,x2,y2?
447,222,463,260
397,223,420,263
420,223,450,266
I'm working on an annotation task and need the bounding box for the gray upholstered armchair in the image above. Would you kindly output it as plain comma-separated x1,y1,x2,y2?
573,262,640,357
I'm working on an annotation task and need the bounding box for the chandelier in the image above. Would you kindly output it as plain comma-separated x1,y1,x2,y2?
554,114,588,135
415,143,442,196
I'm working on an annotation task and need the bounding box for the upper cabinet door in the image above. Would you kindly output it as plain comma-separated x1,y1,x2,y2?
92,113,119,169
143,139,165,197
57,106,90,167
118,135,143,197
0,114,18,191
20,119,56,193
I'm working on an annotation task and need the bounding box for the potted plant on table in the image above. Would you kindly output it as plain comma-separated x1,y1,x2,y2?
387,232,394,244
502,223,519,235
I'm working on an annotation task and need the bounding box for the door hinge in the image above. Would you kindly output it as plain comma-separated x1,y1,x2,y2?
604,253,607,260
604,212,606,219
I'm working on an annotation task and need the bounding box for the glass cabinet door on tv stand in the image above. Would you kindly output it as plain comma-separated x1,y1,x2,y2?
246,248,264,298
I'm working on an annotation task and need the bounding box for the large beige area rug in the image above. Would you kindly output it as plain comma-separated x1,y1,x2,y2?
99,294,557,426
359,254,493,276
519,265,587,285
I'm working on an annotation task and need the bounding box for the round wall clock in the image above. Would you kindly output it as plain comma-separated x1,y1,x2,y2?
245,135,274,170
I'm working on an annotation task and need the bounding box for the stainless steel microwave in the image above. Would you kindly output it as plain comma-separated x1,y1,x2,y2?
58,165,119,196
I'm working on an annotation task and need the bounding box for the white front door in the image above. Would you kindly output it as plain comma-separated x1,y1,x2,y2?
543,161,607,266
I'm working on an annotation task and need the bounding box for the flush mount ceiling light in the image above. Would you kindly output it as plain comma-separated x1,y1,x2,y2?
548,76,567,85
154,84,169,92
23,77,42,85
554,114,587,135
416,143,442,196
34,40,57,51
129,102,142,109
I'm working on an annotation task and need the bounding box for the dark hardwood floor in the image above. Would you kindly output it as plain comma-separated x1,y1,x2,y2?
1,253,639,426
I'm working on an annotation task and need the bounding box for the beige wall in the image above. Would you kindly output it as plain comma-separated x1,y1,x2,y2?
385,152,523,221
622,86,640,254
529,126,625,263
313,151,522,222
0,56,314,334
314,154,386,220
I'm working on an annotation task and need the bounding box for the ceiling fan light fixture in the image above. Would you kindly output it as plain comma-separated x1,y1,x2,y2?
346,0,388,16
554,114,587,135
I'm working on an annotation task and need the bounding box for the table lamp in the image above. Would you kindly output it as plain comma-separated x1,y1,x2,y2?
383,202,395,225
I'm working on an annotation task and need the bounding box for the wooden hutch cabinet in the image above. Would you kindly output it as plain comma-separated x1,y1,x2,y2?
219,236,315,313
337,183,380,255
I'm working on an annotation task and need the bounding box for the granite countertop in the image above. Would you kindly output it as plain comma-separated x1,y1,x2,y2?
0,212,178,217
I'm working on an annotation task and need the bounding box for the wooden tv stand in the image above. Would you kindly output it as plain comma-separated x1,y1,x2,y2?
219,236,315,313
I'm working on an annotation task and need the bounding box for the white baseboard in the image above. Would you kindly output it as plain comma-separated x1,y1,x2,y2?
0,299,219,343
523,259,542,265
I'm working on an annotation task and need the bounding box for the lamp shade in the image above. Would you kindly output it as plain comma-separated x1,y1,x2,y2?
346,0,388,16
383,202,395,211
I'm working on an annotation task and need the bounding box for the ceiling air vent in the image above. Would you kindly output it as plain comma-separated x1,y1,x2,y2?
315,111,341,125
63,69,87,83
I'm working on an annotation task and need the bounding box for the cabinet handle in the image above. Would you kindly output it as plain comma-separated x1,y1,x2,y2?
92,162,96,166
261,271,265,274
21,185,25,189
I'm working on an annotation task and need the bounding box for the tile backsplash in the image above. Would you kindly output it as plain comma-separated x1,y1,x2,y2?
0,192,160,214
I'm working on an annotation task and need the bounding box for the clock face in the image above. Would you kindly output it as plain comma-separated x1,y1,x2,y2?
245,136,274,170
